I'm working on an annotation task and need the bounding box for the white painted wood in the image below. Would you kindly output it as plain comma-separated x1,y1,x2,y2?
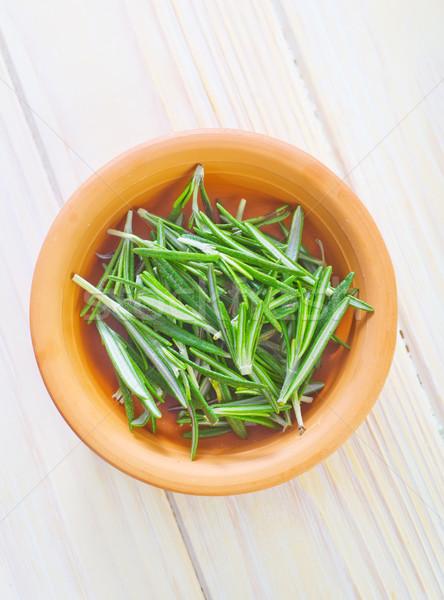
276,0,444,422
172,340,444,600
0,25,204,600
0,0,443,598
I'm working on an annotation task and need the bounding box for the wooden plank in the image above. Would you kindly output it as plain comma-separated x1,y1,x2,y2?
168,0,337,166
275,0,444,422
172,337,444,599
1,0,173,197
0,31,205,600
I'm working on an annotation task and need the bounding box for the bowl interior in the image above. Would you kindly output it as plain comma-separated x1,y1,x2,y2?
77,177,353,454
31,131,397,494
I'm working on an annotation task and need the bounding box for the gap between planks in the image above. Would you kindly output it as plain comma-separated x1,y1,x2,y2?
0,25,65,208
166,491,212,600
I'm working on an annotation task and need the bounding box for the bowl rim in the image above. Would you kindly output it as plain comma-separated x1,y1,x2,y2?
30,129,397,495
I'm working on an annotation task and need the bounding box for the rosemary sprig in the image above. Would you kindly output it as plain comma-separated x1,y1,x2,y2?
73,164,373,459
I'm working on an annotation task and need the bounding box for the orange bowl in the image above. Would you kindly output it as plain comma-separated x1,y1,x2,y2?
30,130,397,495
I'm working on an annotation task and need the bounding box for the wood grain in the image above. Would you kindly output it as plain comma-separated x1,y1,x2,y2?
277,0,444,422
0,25,204,600
0,0,443,598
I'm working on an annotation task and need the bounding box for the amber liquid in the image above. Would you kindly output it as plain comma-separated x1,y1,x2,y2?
77,183,354,455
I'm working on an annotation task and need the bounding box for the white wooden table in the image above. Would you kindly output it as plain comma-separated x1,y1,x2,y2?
1,2,443,598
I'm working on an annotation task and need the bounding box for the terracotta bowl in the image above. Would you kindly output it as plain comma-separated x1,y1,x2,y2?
30,130,397,495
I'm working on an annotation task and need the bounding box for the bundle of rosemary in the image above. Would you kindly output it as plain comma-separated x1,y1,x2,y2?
73,164,373,459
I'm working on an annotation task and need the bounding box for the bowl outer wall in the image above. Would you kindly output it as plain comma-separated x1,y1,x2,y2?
30,130,397,495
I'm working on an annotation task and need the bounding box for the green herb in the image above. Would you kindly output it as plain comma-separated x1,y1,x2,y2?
73,164,373,459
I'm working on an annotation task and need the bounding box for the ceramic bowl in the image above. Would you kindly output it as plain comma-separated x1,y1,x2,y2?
30,130,397,495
